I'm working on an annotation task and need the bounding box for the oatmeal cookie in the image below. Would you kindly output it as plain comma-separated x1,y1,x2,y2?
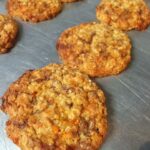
96,0,150,31
7,0,63,23
2,64,107,150
57,22,131,77
0,14,18,54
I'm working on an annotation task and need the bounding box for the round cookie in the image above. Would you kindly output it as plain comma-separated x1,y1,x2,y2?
0,14,18,54
2,64,107,150
57,22,131,77
61,0,79,3
7,0,63,23
96,0,150,31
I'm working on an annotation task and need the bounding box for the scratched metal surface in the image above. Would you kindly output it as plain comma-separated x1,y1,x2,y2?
0,0,150,150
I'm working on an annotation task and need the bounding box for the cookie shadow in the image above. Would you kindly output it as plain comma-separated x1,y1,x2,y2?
94,79,115,139
124,33,135,72
139,141,150,150
16,21,23,42
64,0,86,9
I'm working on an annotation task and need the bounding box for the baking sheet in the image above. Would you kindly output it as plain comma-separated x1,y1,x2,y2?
0,0,150,149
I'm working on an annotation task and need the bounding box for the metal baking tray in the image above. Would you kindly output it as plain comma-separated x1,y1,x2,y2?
0,0,150,149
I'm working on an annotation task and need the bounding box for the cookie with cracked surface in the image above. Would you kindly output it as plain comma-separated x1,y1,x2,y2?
96,0,150,31
57,22,131,77
2,64,107,150
61,0,80,3
0,14,18,54
7,0,63,23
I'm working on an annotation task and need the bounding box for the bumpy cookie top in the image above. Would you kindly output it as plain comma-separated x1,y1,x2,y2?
7,0,62,22
0,14,18,53
57,22,131,77
96,0,150,30
2,64,107,150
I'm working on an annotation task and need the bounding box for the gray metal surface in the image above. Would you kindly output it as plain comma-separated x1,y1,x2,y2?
0,0,150,149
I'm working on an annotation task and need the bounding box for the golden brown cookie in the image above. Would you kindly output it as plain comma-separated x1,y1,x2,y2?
57,22,131,77
96,0,150,31
61,0,79,3
2,64,107,150
0,14,18,54
7,0,63,23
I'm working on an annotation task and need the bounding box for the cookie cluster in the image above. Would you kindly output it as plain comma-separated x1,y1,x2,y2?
0,0,80,53
0,0,150,150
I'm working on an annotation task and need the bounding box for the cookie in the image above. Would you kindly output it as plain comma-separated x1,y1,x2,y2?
2,64,107,150
61,0,79,3
0,14,18,54
7,0,63,23
96,0,150,31
57,22,131,77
